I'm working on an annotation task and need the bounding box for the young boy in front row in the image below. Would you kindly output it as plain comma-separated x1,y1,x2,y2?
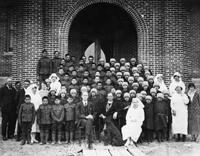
64,96,76,144
37,96,52,145
18,95,35,145
51,96,64,145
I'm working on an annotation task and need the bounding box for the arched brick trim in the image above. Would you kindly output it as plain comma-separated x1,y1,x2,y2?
59,0,148,63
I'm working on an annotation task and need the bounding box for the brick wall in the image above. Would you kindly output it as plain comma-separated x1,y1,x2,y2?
0,0,199,85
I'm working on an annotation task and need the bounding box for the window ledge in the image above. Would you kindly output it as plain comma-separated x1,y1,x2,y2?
3,51,14,56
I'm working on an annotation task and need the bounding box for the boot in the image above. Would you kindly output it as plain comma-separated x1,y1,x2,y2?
182,135,186,142
45,131,49,144
149,131,153,142
51,134,56,145
40,131,45,145
69,132,74,143
58,132,62,145
27,132,31,144
156,131,161,142
65,132,69,144
176,134,181,142
20,132,26,145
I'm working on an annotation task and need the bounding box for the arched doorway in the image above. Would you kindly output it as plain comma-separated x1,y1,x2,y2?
59,0,148,63
68,3,137,63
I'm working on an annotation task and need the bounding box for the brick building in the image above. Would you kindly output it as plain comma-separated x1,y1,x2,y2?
0,0,200,86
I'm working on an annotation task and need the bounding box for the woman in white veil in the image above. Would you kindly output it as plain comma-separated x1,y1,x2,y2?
26,84,42,144
49,73,61,96
154,74,168,93
121,98,145,146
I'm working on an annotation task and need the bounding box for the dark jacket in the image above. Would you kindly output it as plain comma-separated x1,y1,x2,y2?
76,101,94,127
0,85,16,112
144,101,154,129
100,100,119,119
51,57,61,73
51,104,64,123
37,57,52,76
64,103,76,121
15,88,26,114
37,104,52,125
18,103,35,124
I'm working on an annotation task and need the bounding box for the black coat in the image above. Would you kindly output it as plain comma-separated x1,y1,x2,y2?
0,85,16,112
144,102,154,129
15,88,26,114
37,57,52,76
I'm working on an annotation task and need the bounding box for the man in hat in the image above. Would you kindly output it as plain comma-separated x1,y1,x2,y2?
37,49,52,87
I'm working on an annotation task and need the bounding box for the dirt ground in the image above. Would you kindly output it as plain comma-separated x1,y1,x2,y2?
0,136,200,156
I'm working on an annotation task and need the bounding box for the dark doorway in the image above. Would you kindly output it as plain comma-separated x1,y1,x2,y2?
68,3,138,62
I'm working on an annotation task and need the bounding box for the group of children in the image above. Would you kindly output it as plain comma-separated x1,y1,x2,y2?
18,54,175,146
18,95,76,145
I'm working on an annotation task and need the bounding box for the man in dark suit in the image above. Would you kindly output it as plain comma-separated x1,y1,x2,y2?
51,51,61,73
14,79,30,141
37,49,52,88
0,77,16,140
76,92,94,149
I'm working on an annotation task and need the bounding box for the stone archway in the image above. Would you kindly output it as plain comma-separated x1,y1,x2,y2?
59,0,148,63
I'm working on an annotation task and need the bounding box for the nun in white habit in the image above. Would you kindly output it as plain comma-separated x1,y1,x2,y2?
49,73,61,96
121,98,144,146
26,84,42,144
154,74,168,92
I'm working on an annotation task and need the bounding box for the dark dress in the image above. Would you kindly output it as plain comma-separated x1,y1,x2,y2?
144,102,154,130
188,91,200,135
154,100,168,131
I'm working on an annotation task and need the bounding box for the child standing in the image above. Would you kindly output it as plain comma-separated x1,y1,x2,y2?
154,93,168,142
144,95,154,142
64,96,76,144
18,95,35,145
51,96,65,144
37,96,52,145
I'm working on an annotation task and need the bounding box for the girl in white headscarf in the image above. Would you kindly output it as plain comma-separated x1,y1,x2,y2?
169,72,185,96
122,98,144,146
154,74,168,93
26,84,42,144
49,73,61,96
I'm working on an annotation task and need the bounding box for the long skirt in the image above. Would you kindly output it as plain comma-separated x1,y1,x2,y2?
188,115,200,135
31,116,40,133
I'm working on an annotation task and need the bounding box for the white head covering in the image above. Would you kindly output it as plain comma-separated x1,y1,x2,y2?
49,73,60,82
131,98,144,109
25,84,39,96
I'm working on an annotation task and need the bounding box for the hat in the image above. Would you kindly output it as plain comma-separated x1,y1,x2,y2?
150,88,157,94
129,90,136,94
163,90,169,95
122,82,128,86
117,78,124,82
104,63,110,67
125,62,130,67
146,95,152,101
137,64,143,68
157,93,164,99
141,91,147,96
81,86,87,92
132,67,138,71
144,66,149,70
133,73,139,77
128,76,134,81
120,58,126,62
90,88,97,94
136,93,143,99
142,81,149,87
120,66,126,71
70,89,77,94
110,67,115,72
50,88,57,92
173,72,181,77
49,73,59,80
148,75,154,80
114,62,120,67
110,58,116,62
153,82,160,88
132,82,139,87
138,77,144,82
116,72,122,76
115,90,122,95
145,71,150,75
124,92,130,98
124,72,130,76
59,89,67,95
99,58,104,62
130,58,136,62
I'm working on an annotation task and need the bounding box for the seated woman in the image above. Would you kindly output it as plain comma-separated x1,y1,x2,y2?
122,98,144,147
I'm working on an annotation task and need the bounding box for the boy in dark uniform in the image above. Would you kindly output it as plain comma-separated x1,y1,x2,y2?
51,96,64,145
37,96,52,145
18,95,35,145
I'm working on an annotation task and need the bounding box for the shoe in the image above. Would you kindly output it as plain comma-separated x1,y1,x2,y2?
51,141,56,145
46,142,50,145
58,141,62,145
3,136,7,141
40,142,44,145
16,138,20,142
8,136,14,139
20,141,26,145
88,143,93,150
33,139,39,143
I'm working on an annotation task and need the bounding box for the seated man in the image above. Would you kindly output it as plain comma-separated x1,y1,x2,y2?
76,92,94,149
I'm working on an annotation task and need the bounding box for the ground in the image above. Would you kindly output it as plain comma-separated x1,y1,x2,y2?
0,136,200,156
